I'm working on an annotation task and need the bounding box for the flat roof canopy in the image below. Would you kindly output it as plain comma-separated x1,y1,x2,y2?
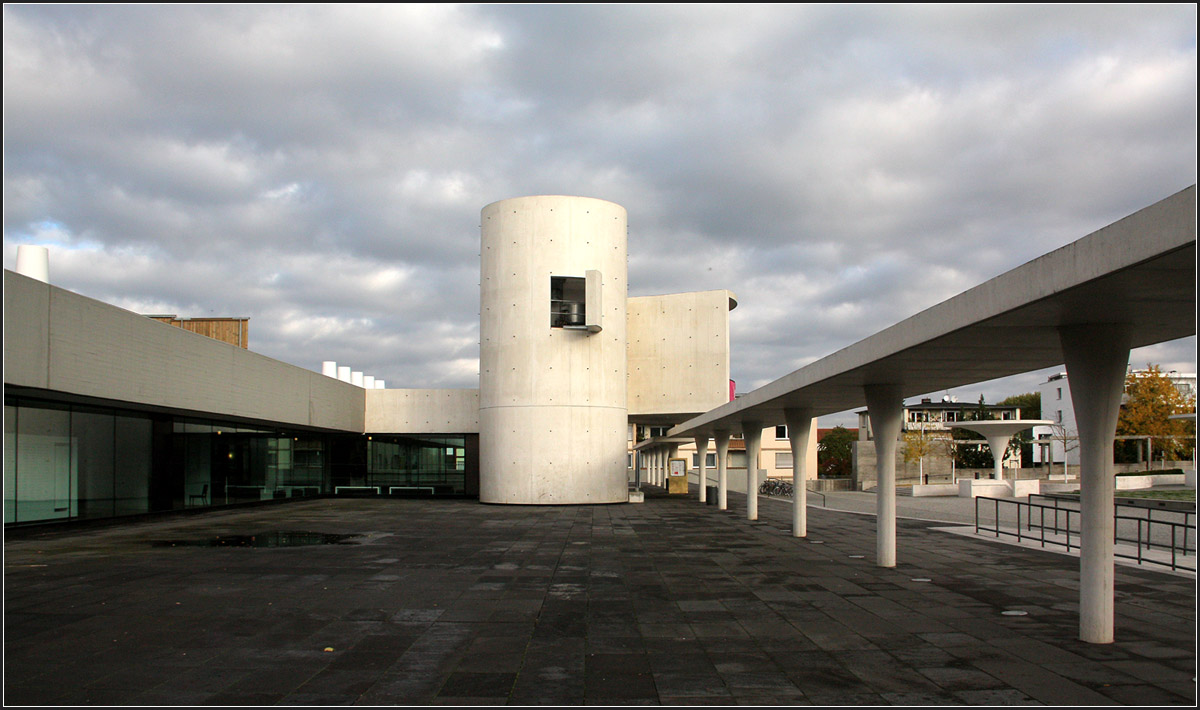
671,185,1196,437
632,436,696,451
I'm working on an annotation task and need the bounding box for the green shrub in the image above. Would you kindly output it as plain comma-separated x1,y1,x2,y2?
1114,468,1184,477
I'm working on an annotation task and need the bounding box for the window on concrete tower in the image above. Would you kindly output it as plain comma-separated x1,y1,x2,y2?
550,276,586,328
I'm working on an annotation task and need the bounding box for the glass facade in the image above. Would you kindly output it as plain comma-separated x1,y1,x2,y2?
4,396,479,526
11,404,75,521
364,435,469,496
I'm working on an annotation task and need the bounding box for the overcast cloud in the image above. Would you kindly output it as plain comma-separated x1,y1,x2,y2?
4,4,1196,426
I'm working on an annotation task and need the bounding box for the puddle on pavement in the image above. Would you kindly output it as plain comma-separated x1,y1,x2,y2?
151,531,359,548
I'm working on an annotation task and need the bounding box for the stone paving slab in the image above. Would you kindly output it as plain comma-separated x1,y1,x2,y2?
3,487,1196,705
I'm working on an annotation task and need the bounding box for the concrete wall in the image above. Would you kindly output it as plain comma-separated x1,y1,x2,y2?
687,467,767,496
627,290,733,419
853,440,981,489
479,195,629,504
365,389,480,433
853,438,1075,489
854,440,956,488
4,270,364,432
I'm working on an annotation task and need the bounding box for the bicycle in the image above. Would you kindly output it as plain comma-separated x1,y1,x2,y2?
759,478,794,498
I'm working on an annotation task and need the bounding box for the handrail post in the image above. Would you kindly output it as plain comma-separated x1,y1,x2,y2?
1136,518,1143,564
1040,505,1046,548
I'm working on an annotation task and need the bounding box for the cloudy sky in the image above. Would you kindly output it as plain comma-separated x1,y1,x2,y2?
4,4,1196,426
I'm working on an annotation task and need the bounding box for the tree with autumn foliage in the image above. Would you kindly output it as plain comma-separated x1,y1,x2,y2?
1116,365,1196,463
902,423,939,484
817,426,855,478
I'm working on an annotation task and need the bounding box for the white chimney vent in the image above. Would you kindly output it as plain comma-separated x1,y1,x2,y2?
15,245,49,283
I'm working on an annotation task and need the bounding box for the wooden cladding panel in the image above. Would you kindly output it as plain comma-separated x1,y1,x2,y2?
148,316,249,348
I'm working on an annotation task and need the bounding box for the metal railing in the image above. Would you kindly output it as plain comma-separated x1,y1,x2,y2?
974,495,1195,572
1028,494,1195,559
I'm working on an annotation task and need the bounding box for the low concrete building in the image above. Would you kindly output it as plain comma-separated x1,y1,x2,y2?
4,194,756,522
856,398,1024,440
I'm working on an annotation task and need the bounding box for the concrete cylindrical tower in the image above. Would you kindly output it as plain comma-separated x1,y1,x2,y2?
480,195,628,504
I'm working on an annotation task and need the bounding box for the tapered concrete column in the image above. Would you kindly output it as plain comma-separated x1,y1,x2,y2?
1061,323,1132,644
951,421,1051,491
785,408,815,538
715,430,731,510
865,384,904,568
695,435,709,502
744,422,763,521
986,436,1006,481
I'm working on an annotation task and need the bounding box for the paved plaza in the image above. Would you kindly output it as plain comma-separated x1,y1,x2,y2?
3,489,1196,705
